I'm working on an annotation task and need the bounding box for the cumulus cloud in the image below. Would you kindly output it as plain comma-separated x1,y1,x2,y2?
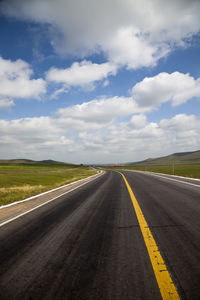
132,72,200,107
0,56,46,109
159,114,200,149
46,60,117,90
1,0,200,69
128,115,147,129
57,96,150,123
104,27,168,69
160,114,200,134
0,106,199,163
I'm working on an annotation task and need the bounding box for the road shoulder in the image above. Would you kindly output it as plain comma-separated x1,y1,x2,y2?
0,171,104,227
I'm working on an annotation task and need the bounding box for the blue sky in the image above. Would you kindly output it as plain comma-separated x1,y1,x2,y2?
0,0,200,164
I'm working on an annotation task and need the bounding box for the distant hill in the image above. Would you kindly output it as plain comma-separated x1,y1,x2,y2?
0,159,74,166
127,150,200,165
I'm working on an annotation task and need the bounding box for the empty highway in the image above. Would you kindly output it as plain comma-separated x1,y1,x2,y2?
0,170,200,300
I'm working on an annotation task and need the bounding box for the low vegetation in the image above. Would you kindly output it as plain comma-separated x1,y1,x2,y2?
104,164,200,179
0,163,96,206
103,151,200,179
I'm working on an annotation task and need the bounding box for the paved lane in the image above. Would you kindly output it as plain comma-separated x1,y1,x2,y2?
122,170,200,300
0,170,199,299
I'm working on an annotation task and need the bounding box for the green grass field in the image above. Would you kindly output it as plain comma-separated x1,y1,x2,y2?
0,164,96,206
103,164,200,179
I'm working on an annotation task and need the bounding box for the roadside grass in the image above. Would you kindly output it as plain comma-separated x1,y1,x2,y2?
0,164,96,206
103,164,200,179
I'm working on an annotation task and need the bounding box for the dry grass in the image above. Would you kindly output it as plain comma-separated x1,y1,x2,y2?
0,165,96,206
0,185,44,193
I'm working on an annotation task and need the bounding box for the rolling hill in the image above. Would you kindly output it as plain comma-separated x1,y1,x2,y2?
127,150,200,165
0,159,74,166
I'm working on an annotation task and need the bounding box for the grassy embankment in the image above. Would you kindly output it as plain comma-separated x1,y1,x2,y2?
0,164,96,206
104,164,200,179
103,150,200,178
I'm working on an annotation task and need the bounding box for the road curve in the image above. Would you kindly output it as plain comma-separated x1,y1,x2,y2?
0,170,200,299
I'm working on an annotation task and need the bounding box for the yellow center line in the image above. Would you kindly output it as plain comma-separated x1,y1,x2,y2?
120,172,180,300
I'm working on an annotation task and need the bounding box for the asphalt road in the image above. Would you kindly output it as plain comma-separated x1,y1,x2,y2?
0,170,200,300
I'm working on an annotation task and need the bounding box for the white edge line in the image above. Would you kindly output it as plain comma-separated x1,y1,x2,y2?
148,172,200,188
146,171,200,182
128,170,200,188
0,170,103,209
0,171,104,228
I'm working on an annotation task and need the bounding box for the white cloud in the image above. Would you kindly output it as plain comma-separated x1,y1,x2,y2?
46,60,117,90
132,72,200,107
50,86,68,99
1,0,200,69
0,98,14,110
128,115,147,129
0,100,199,164
103,27,169,69
160,114,200,133
159,114,200,149
1,1,200,164
0,56,46,109
0,116,71,159
57,96,150,123
103,79,110,87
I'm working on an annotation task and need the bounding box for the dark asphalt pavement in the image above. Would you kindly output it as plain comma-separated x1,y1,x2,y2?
0,170,200,300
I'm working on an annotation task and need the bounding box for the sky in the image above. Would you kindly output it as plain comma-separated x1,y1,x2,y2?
0,0,200,164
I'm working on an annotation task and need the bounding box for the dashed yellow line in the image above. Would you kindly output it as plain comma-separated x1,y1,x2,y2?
120,172,180,300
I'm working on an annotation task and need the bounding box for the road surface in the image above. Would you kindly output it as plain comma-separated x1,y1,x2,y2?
0,170,200,299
